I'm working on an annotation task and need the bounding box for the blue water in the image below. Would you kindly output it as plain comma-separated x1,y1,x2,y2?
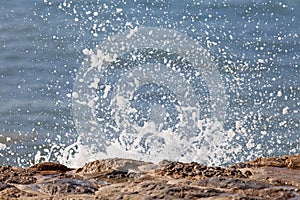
0,0,299,166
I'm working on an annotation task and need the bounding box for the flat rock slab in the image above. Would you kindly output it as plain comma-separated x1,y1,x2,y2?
0,154,299,199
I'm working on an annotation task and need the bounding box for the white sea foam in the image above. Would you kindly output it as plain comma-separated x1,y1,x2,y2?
0,143,6,150
67,27,233,167
57,118,237,168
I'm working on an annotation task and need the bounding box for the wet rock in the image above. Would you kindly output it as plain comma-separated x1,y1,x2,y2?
286,155,300,169
0,154,299,199
244,154,300,169
76,158,155,183
29,162,72,174
0,186,38,199
96,180,225,199
0,183,13,191
235,187,297,199
0,166,36,184
155,161,250,179
196,177,270,189
36,178,99,195
255,167,300,188
76,158,153,174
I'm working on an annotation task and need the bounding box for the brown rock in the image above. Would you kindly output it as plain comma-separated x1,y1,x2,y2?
286,155,300,169
75,158,155,183
96,179,226,199
0,183,13,191
196,177,270,189
35,178,99,195
155,161,250,179
0,154,299,199
29,162,72,174
253,167,300,188
244,154,300,169
0,166,36,184
0,186,38,199
76,158,152,175
235,187,297,199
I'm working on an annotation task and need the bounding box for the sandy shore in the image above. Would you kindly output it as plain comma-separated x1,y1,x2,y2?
0,154,299,199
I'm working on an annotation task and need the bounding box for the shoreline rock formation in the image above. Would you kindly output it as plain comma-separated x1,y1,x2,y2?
0,154,299,199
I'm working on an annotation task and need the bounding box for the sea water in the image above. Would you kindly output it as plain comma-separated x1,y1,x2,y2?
0,0,299,167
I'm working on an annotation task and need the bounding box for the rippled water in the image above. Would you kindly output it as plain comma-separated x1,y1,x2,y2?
0,0,299,167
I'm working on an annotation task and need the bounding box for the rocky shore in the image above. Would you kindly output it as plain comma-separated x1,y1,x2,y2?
0,154,299,199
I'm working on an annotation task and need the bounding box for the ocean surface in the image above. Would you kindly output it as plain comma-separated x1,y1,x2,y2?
0,0,299,167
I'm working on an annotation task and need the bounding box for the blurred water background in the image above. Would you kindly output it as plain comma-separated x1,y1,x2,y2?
0,0,299,166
